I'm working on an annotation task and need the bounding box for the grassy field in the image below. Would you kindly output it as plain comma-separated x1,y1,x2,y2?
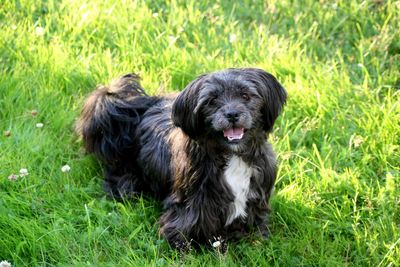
1,0,399,265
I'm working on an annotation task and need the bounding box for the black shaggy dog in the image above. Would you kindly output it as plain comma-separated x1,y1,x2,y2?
76,68,287,249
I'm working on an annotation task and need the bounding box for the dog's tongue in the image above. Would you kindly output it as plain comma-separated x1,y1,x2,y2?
223,127,244,141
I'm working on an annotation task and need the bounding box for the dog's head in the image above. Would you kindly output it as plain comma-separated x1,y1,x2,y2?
172,68,287,149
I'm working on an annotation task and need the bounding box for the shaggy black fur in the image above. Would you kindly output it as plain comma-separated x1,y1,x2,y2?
76,68,287,249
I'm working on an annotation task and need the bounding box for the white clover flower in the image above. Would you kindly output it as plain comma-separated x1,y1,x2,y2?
352,135,364,148
212,240,221,248
168,35,178,45
35,26,45,36
229,34,237,43
36,123,44,128
19,168,28,177
0,260,11,267
8,174,18,181
104,9,113,15
61,164,71,173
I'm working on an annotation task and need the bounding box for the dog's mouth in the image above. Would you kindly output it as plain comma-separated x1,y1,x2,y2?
223,127,245,142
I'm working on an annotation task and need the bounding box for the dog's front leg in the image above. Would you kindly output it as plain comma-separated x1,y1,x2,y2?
159,194,225,250
158,206,195,251
247,200,271,238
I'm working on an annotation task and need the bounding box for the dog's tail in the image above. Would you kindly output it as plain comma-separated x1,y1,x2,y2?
76,73,160,166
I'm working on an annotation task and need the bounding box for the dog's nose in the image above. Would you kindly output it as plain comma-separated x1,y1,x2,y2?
225,110,240,122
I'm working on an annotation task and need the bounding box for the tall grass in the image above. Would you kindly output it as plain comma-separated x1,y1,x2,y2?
0,0,399,265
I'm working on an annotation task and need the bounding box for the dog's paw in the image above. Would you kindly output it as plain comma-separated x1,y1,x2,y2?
173,238,193,252
256,224,270,240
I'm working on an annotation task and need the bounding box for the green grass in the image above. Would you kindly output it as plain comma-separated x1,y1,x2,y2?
1,0,399,265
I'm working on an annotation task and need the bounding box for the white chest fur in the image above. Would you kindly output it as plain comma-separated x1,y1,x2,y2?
224,155,253,226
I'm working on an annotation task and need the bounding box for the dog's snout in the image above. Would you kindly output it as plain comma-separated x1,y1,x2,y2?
225,110,240,122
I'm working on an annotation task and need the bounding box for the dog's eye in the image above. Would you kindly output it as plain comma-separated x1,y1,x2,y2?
209,96,218,105
241,93,250,101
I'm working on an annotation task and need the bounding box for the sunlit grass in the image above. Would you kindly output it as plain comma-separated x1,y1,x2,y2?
0,0,399,265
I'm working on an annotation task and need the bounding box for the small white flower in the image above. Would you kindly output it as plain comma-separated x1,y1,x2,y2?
19,168,28,177
8,174,18,181
352,135,364,148
81,11,90,22
152,12,159,18
36,123,44,128
61,165,71,173
0,260,11,267
357,63,364,68
168,35,178,45
35,26,45,36
11,25,17,30
229,33,237,43
212,240,221,248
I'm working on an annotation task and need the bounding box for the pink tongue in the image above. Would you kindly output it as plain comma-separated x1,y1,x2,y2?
223,128,244,141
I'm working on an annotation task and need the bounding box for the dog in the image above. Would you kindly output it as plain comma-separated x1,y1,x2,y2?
76,68,287,249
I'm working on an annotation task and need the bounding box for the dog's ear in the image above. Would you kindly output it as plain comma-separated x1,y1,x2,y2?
172,74,207,139
242,68,287,132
